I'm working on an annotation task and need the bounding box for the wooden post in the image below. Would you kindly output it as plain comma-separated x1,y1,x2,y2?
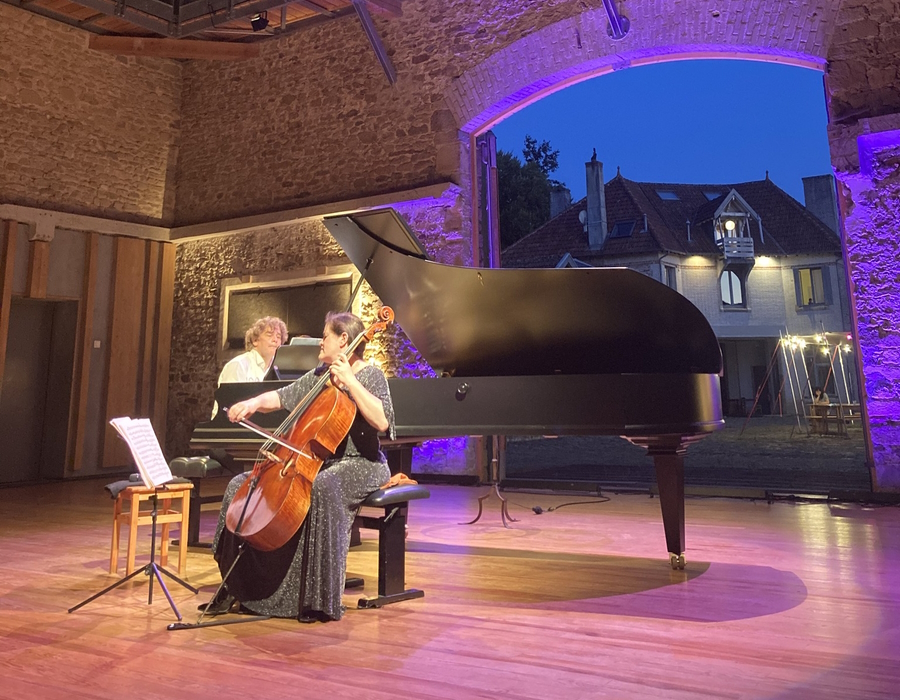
0,221,17,397
69,232,99,471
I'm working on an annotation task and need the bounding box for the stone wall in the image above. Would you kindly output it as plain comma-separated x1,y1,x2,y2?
0,4,182,225
173,0,591,225
167,188,469,468
826,2,900,489
827,0,900,126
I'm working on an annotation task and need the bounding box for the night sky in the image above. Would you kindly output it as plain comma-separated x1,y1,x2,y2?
491,59,832,205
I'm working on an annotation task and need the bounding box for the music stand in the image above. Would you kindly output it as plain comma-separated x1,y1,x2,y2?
68,486,199,620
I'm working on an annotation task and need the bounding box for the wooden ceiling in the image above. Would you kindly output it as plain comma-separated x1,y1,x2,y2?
2,0,401,57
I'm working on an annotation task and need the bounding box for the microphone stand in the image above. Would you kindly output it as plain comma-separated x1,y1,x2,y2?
168,470,273,630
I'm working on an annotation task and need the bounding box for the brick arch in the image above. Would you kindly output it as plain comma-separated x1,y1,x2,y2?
446,2,837,135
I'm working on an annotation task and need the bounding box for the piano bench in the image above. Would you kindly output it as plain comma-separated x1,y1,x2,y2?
354,484,430,610
168,457,226,548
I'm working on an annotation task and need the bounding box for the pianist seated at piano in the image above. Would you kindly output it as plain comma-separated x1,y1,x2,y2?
210,316,288,419
202,311,395,623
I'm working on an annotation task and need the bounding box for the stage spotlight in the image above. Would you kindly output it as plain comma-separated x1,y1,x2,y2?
250,12,269,31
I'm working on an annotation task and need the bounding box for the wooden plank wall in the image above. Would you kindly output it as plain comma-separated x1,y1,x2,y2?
102,237,146,467
0,220,176,472
68,233,98,471
101,238,175,468
0,221,16,398
152,243,175,442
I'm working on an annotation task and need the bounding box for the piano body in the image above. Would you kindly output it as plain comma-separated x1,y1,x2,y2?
192,208,723,569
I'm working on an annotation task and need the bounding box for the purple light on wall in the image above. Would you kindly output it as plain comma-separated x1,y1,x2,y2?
858,129,900,181
464,45,825,133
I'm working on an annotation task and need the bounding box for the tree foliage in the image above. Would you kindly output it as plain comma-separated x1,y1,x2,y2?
522,134,560,179
497,136,564,249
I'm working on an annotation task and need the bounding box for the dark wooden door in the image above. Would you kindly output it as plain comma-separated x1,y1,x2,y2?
0,298,77,484
0,298,53,483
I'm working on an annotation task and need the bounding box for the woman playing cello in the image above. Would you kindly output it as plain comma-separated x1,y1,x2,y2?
204,311,394,622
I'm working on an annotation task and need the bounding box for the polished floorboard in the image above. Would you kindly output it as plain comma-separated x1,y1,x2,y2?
0,479,898,699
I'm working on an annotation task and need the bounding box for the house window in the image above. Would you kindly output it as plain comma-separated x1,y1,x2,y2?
664,264,677,290
720,269,746,308
609,220,636,238
794,266,831,308
656,190,679,201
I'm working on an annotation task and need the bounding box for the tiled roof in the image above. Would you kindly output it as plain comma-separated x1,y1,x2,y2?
502,175,842,268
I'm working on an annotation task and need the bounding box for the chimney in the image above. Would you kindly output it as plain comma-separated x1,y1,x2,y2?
550,186,572,218
802,174,840,233
585,154,607,249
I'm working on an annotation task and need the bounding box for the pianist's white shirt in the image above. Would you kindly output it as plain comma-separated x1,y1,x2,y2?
211,348,271,418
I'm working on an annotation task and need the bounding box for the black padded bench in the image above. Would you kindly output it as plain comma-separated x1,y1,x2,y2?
352,483,430,609
168,456,227,547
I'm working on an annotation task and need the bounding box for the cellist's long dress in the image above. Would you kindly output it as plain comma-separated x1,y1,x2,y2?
211,365,394,620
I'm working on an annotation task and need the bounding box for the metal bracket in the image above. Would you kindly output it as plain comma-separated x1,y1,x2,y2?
351,0,397,86
602,0,630,40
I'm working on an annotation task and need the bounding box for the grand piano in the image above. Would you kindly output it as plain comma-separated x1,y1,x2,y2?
191,208,723,569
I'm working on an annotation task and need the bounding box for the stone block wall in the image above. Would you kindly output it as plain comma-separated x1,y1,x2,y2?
173,0,585,225
827,0,900,126
167,188,471,473
0,4,182,225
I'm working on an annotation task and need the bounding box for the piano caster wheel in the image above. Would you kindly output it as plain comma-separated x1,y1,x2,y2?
669,553,685,570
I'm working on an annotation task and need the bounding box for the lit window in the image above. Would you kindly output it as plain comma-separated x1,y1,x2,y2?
794,266,831,307
720,269,746,307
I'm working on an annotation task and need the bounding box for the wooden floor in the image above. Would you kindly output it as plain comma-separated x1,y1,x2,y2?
1,479,899,699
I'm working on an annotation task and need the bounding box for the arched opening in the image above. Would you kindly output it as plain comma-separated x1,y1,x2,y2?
458,55,867,495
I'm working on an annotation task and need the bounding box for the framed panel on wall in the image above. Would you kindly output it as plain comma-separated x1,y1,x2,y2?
219,266,357,357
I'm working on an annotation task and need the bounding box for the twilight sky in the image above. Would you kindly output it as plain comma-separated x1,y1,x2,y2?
491,59,832,205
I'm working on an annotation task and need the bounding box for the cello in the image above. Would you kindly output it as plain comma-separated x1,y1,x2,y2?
224,306,394,551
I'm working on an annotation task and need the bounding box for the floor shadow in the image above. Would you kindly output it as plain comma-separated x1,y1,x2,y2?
407,541,807,622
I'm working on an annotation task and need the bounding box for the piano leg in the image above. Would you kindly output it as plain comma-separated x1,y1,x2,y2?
629,435,694,570
653,450,686,570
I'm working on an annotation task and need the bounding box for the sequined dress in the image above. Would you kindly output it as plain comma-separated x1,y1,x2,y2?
211,364,394,620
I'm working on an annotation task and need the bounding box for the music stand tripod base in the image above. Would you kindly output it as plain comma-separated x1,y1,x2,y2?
68,491,198,620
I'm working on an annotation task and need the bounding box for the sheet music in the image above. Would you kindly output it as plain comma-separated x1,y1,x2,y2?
110,417,173,488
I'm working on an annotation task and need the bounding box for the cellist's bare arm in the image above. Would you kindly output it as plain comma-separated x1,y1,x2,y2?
227,390,282,423
330,356,389,432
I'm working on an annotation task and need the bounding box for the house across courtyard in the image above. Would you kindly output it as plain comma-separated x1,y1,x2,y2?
502,158,857,419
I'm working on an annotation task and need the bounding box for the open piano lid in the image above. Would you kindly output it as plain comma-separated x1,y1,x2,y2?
323,208,722,378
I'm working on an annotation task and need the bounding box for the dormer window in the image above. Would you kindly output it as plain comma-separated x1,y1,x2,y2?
609,220,636,238
712,190,760,259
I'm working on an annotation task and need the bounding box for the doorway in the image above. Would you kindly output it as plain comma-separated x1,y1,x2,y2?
0,298,78,484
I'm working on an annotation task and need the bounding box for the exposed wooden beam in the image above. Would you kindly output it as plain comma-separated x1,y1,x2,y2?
294,0,334,17
67,0,170,36
78,12,107,26
365,0,401,17
88,35,260,60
